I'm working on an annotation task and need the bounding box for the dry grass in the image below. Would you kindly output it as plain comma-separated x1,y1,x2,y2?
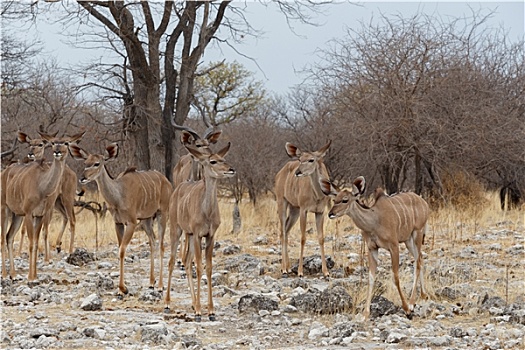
16,188,524,310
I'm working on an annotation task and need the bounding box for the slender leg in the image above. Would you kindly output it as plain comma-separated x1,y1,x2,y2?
6,214,23,279
164,226,181,311
277,199,287,276
54,198,68,254
185,234,197,318
315,211,329,278
17,226,25,256
364,247,378,319
41,213,52,263
193,235,203,322
157,212,167,292
66,199,76,254
141,218,156,289
117,222,136,296
282,206,299,276
205,235,215,320
115,223,124,246
298,209,307,277
390,245,410,315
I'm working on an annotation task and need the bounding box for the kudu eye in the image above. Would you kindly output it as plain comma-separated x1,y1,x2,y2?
308,159,315,163
210,160,217,165
93,162,100,167
342,198,349,204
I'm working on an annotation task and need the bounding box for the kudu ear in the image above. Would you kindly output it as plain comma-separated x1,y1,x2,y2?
17,132,30,144
38,131,59,142
68,144,89,161
216,142,231,158
352,176,366,196
316,140,332,158
320,178,338,197
181,130,197,145
105,143,119,162
67,131,85,144
205,129,222,144
285,142,301,158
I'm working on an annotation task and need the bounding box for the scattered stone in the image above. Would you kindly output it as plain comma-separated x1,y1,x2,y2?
139,289,162,303
291,255,335,276
96,274,114,290
80,293,103,311
223,245,241,255
238,294,278,314
370,296,402,319
66,248,95,266
290,285,353,314
139,323,168,344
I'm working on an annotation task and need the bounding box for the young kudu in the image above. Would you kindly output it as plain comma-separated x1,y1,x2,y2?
164,142,235,321
171,124,222,269
1,132,83,281
321,176,430,318
274,141,332,278
17,131,81,257
69,143,172,296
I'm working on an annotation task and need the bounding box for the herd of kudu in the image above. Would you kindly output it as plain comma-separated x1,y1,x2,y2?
1,124,430,321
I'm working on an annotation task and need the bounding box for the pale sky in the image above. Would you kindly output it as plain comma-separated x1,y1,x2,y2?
15,1,525,95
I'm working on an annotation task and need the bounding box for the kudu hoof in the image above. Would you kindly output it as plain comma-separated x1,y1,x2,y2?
281,272,289,279
163,307,171,314
209,314,216,321
56,247,62,254
28,280,40,288
194,315,202,322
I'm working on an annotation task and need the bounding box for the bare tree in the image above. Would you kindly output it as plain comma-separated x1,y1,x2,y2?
25,1,331,178
300,9,524,200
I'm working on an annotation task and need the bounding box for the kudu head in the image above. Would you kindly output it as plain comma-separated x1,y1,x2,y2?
173,122,222,156
39,131,84,162
17,131,58,161
286,140,331,177
320,176,366,219
69,143,118,184
185,142,236,180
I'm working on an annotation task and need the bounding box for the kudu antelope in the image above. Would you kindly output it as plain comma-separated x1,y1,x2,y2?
171,124,222,186
17,131,81,257
171,124,222,270
321,176,430,318
164,142,235,321
68,143,172,296
274,140,332,278
1,132,84,281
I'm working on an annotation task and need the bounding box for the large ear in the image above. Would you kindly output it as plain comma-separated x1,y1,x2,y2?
352,176,366,196
38,131,59,142
181,130,197,145
67,131,85,144
316,140,331,158
319,178,339,197
105,143,119,162
68,144,89,161
216,142,231,158
285,142,301,158
17,132,30,144
205,129,222,144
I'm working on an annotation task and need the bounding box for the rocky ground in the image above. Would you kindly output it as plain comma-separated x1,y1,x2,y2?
1,219,524,349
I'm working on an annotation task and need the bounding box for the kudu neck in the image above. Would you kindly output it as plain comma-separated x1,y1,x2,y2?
95,165,122,207
38,156,65,196
348,200,379,233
